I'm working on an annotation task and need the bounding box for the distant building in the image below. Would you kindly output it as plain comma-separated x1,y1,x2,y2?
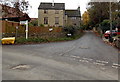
65,7,81,27
38,2,81,27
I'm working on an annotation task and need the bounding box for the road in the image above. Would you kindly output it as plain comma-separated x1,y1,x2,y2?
2,31,119,80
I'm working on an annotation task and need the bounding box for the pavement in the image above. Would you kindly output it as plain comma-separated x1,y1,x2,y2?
2,31,119,80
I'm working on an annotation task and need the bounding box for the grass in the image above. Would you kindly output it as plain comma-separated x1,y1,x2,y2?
15,33,84,44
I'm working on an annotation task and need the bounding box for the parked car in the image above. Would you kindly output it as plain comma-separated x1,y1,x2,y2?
116,30,120,35
104,30,117,39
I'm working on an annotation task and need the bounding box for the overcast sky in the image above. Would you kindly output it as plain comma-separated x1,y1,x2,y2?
26,0,90,18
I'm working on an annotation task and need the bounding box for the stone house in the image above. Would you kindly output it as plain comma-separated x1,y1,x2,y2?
65,7,81,27
38,2,81,27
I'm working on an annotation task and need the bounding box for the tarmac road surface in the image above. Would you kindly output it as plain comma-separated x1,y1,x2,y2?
2,31,119,80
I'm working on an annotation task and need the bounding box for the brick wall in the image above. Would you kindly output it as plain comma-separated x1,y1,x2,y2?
2,20,64,38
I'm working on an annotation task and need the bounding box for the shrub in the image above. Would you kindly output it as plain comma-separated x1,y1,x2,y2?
29,20,38,26
40,24,44,27
16,37,48,44
63,26,79,36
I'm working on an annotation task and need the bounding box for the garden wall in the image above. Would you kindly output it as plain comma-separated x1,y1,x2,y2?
2,20,65,38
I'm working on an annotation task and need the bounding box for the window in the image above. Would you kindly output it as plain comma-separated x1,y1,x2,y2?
44,10,48,14
71,17,76,20
55,17,59,24
44,17,48,24
55,10,59,14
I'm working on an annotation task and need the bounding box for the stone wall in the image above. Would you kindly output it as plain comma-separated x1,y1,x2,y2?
66,17,80,27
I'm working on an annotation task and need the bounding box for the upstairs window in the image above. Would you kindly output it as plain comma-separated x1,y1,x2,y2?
71,17,76,20
44,17,48,24
44,10,48,14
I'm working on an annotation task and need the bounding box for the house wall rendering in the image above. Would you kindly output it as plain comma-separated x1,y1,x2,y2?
66,17,81,26
38,9,65,27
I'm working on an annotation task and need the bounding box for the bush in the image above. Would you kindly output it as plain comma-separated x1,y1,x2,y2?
63,26,80,36
29,20,38,26
100,20,116,32
40,24,44,27
16,37,48,44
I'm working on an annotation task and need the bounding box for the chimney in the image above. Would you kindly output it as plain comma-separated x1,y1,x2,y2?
77,6,81,17
52,0,54,6
77,6,80,11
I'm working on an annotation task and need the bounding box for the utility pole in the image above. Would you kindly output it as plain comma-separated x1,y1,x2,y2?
109,1,113,42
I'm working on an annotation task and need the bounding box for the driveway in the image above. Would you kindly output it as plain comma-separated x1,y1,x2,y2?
2,31,119,80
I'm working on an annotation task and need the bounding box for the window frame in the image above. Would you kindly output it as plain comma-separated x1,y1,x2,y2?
55,17,59,24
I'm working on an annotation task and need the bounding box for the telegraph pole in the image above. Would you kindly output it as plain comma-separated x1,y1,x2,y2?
109,1,113,42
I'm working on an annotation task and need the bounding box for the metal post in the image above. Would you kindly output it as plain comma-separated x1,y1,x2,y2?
16,26,18,38
26,20,28,39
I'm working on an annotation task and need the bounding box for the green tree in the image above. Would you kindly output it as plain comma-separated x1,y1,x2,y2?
87,1,120,28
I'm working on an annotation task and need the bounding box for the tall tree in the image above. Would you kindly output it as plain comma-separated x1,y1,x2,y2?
87,1,120,28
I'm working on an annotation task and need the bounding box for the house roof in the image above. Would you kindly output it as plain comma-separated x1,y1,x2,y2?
1,5,30,22
2,5,23,18
38,2,65,10
65,10,81,17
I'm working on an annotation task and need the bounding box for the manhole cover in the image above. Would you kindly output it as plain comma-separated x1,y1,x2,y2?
79,46,90,49
11,64,30,70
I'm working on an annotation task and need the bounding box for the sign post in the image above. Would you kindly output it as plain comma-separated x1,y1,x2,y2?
16,26,18,38
20,20,28,39
26,20,28,39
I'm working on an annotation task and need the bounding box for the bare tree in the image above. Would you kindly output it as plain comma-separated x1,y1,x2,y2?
0,0,31,13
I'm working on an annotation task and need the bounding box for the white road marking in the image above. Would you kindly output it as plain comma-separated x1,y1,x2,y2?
79,60,89,63
112,65,118,69
93,62,105,66
113,63,120,67
70,55,80,58
96,60,108,64
83,58,93,61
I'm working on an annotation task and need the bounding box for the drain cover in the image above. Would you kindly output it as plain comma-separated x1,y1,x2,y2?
11,64,30,70
79,46,90,49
